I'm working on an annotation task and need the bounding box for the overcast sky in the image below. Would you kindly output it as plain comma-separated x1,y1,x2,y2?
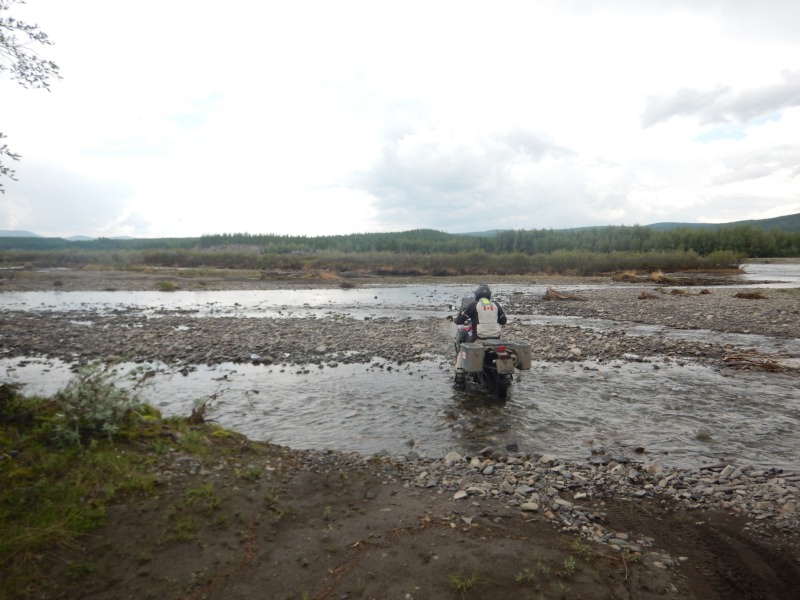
1,0,799,238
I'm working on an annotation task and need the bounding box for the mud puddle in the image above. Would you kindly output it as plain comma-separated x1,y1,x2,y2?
4,355,798,471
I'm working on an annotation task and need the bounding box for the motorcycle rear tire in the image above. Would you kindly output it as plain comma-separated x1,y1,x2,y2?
495,375,509,400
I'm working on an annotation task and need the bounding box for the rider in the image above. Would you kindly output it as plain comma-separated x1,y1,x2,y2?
456,283,507,341
454,284,507,387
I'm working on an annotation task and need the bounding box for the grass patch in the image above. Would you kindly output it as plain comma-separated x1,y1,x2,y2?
560,555,577,578
65,559,95,580
0,370,264,598
448,569,490,598
571,538,594,562
184,483,223,514
612,269,639,282
156,280,179,291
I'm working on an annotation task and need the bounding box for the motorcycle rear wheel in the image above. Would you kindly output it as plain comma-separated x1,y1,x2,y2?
478,368,509,400
495,374,509,400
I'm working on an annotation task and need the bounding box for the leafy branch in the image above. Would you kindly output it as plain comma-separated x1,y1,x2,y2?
0,0,60,89
0,0,61,191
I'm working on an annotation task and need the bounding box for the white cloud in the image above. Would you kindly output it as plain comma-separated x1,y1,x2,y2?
642,71,800,127
1,0,798,237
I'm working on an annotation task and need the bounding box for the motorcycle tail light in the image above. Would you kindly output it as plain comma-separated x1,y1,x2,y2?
496,346,507,352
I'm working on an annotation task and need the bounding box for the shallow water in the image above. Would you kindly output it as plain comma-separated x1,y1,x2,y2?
741,261,800,287
3,355,799,471
3,262,797,319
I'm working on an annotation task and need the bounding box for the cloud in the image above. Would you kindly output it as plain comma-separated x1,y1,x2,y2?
4,0,800,237
355,127,575,231
167,93,224,131
641,87,731,127
713,145,800,185
1,160,136,236
642,71,800,127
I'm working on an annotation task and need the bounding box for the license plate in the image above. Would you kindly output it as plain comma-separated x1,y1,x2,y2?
495,358,514,374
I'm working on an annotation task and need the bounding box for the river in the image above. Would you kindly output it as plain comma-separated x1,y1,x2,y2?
2,262,798,470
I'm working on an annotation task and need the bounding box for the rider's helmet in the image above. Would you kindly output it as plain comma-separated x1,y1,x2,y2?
473,283,492,301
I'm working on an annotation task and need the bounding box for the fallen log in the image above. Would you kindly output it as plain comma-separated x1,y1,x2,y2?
723,353,786,372
542,287,587,301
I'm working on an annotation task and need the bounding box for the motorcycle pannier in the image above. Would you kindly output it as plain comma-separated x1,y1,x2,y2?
508,342,532,370
459,343,484,372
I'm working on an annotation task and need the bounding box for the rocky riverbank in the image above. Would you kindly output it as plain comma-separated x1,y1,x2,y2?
1,283,797,373
391,446,800,548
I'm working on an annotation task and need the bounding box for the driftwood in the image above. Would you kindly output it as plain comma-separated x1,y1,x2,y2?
723,353,786,372
734,291,768,299
657,288,712,296
542,287,587,301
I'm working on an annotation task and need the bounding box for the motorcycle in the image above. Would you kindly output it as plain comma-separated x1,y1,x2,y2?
451,298,531,400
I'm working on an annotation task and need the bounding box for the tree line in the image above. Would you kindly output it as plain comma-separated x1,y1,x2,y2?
1,224,798,259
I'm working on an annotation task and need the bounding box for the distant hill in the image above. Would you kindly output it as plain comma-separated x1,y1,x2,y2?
0,230,42,238
2,212,798,241
459,212,800,236
0,231,136,241
647,212,800,233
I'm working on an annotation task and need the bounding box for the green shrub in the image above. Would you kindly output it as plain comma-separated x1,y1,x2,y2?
156,280,179,291
48,363,140,446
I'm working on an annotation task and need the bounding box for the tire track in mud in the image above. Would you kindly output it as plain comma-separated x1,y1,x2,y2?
597,498,800,600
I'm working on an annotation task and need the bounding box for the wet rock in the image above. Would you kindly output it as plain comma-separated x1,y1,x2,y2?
444,451,462,467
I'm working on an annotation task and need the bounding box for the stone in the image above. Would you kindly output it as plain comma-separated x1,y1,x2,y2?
444,451,462,467
554,498,573,509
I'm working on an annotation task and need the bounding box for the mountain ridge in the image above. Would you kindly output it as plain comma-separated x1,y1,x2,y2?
1,211,798,239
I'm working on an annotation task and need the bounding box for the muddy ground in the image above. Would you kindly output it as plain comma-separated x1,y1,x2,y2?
2,269,800,600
